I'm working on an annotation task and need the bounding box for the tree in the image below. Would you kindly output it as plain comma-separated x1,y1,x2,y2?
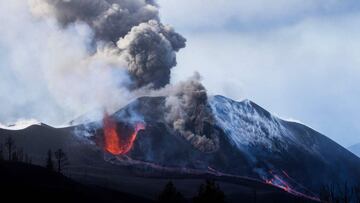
320,182,358,203
5,136,15,161
17,148,24,162
0,143,4,161
193,180,226,203
158,181,185,203
354,185,360,203
24,153,30,164
11,151,18,162
54,149,69,173
338,182,353,203
46,149,54,171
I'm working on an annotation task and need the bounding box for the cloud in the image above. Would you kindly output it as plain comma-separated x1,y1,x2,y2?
0,119,41,130
158,0,360,31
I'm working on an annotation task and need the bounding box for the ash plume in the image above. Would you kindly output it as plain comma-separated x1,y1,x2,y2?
118,20,186,88
31,0,159,43
1,0,218,153
164,74,220,153
30,0,186,89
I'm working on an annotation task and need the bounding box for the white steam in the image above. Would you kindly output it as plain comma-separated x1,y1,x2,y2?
0,0,184,125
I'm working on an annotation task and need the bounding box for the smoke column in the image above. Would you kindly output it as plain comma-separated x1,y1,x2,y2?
30,0,186,89
0,0,219,152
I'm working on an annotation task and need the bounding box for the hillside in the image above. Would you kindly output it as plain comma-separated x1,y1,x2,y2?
0,95,359,202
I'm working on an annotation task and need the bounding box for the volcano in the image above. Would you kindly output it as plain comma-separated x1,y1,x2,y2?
0,95,359,202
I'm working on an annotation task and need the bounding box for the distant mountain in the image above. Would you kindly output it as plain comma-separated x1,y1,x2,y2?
349,143,360,157
0,95,359,202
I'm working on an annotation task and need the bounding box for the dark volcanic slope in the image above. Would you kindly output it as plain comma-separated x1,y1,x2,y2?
0,161,152,203
0,124,315,203
209,96,360,190
0,95,359,202
112,96,360,190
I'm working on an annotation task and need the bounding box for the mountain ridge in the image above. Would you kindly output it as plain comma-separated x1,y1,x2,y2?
349,143,360,157
0,95,359,202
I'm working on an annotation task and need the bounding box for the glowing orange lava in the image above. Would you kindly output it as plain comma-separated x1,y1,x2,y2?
103,113,145,155
264,170,320,201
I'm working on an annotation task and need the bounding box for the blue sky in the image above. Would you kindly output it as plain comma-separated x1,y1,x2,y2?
158,0,360,147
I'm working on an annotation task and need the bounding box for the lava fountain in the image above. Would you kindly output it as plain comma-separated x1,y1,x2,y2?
103,112,145,155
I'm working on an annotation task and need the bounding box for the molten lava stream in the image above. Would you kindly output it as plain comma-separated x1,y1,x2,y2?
103,113,145,155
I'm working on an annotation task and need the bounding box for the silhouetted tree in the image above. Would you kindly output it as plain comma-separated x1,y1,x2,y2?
338,182,353,203
11,151,18,162
193,180,225,203
320,182,357,203
17,148,24,162
158,181,185,203
5,136,15,160
24,153,30,164
46,149,54,171
320,185,332,202
0,143,4,161
54,149,69,173
354,184,360,203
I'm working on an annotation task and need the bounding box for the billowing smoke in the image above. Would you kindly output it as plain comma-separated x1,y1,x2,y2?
30,0,186,89
31,0,159,43
164,74,220,153
118,20,186,88
1,0,218,153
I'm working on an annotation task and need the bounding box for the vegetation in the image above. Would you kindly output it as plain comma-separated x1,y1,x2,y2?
320,182,360,203
54,148,69,173
46,149,54,171
5,136,15,160
0,136,32,164
158,179,226,203
158,181,185,203
193,179,226,203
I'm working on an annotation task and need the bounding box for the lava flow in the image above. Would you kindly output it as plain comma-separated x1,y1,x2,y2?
264,170,320,201
265,173,290,192
103,113,145,155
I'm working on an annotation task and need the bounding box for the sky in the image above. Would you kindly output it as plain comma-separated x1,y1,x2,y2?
157,0,360,147
0,0,359,148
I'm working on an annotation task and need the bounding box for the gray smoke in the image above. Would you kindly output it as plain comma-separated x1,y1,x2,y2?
1,0,218,153
34,0,158,43
31,0,186,89
164,73,220,153
118,20,186,88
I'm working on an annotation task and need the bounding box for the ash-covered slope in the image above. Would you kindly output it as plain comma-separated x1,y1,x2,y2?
209,95,360,190
113,96,360,191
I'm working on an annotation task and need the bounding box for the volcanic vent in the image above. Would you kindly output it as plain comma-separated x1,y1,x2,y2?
101,112,145,155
